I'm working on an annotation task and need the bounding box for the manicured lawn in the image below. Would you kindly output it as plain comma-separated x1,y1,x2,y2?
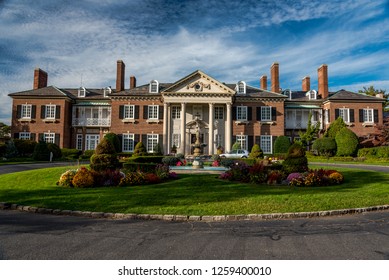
0,166,388,215
307,156,389,166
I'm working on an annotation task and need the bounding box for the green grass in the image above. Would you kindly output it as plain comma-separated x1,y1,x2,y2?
307,156,389,166
0,166,388,215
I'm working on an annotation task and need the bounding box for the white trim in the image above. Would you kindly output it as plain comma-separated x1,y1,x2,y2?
149,80,159,93
236,81,246,94
260,135,272,154
122,133,135,152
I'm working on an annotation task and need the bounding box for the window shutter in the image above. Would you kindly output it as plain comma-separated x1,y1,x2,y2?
271,107,277,121
232,107,237,121
14,133,19,139
134,134,140,145
256,107,261,121
16,105,22,119
38,133,44,142
158,134,162,144
335,109,339,120
55,105,61,119
328,110,330,122
349,109,354,123
31,133,36,141
55,134,60,146
248,136,254,151
247,107,252,121
117,134,123,152
31,105,36,118
359,109,364,122
374,109,379,123
119,105,124,119
135,105,140,119
143,106,148,119
41,105,46,119
159,106,163,120
142,134,147,146
255,136,260,145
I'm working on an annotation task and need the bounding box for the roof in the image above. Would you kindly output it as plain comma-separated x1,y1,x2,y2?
8,86,71,98
231,85,287,99
111,83,173,96
328,89,385,101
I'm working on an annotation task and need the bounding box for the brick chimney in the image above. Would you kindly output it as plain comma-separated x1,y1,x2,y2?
260,75,267,90
116,60,125,92
302,76,310,91
271,62,280,93
318,64,328,99
130,76,137,89
33,68,48,89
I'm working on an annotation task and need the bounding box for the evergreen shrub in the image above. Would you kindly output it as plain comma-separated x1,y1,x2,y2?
335,127,359,156
312,137,337,156
32,140,50,161
274,136,291,154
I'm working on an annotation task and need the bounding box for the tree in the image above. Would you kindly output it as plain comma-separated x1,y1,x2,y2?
104,133,121,153
298,112,320,148
231,142,241,150
359,86,388,111
249,144,263,159
0,123,11,139
274,136,291,154
133,141,147,156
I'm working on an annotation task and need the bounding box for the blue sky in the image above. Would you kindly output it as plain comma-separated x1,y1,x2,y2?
1,0,388,124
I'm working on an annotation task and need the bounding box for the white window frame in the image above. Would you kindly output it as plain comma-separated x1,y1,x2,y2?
236,135,248,150
76,134,83,150
45,104,56,119
237,81,246,94
85,134,100,150
363,108,374,123
339,108,350,123
214,106,224,120
44,132,55,144
78,87,86,97
21,104,32,119
124,105,135,119
261,135,272,154
261,106,272,121
215,134,223,148
148,105,159,120
19,132,31,140
309,90,317,100
149,80,159,93
237,106,247,121
147,134,159,153
172,105,181,119
172,134,180,148
122,133,135,152
324,109,329,124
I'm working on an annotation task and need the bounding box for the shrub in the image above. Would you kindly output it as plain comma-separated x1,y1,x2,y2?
56,170,77,187
95,138,116,155
249,144,263,159
216,146,224,155
119,171,146,186
231,142,241,150
312,137,337,156
144,173,161,184
0,143,6,157
123,162,158,173
32,140,50,161
249,162,267,183
127,156,164,164
153,143,163,156
72,167,94,188
358,146,389,159
220,158,235,168
133,141,147,156
274,136,291,154
329,172,344,184
104,133,121,153
237,158,256,166
92,169,124,187
229,161,250,182
155,164,170,180
5,140,18,158
286,142,306,158
282,143,308,174
162,156,180,166
176,153,185,159
267,170,284,185
13,139,37,157
47,143,62,160
335,127,359,156
61,148,81,160
90,139,119,171
325,117,347,138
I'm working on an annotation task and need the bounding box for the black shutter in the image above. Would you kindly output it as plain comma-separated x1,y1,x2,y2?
335,109,339,120
41,105,46,119
328,109,330,122
135,105,139,119
359,109,364,122
119,105,124,119
55,134,60,146
134,134,140,145
158,106,163,120
55,105,60,119
232,107,237,121
247,107,252,121
16,105,22,119
374,109,379,123
31,105,36,118
117,134,123,152
38,133,44,142
255,136,260,145
272,107,277,121
349,109,354,123
143,105,148,119
142,134,147,149
248,136,254,151
256,107,261,121
158,134,162,144
14,133,19,139
30,133,36,141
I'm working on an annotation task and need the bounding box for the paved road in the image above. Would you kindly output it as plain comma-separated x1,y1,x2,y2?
312,162,389,173
1,210,389,259
0,161,84,175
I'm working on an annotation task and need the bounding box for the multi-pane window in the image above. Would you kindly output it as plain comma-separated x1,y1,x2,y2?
172,134,180,148
76,134,83,150
148,105,159,119
214,106,224,119
19,132,31,140
261,106,271,121
122,134,135,152
363,108,374,123
236,135,248,150
237,106,247,121
124,105,134,119
324,109,329,124
147,134,159,153
215,134,223,148
237,81,246,94
45,105,56,119
44,133,55,144
339,108,350,123
261,135,272,154
172,106,181,119
149,80,159,93
85,135,100,150
21,104,32,118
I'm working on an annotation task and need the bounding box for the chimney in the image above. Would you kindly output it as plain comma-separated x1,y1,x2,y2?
33,68,48,90
260,75,267,90
130,76,137,89
116,60,125,92
271,62,280,93
318,64,328,99
302,76,310,91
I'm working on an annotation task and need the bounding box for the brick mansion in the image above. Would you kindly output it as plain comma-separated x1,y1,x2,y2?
9,60,385,155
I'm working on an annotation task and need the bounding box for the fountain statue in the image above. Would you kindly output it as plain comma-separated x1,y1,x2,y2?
192,118,204,169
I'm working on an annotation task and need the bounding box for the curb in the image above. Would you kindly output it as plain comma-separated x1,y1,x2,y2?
1,202,389,222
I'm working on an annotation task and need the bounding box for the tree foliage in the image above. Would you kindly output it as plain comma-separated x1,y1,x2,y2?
324,117,347,139
0,123,11,138
358,86,388,111
335,127,359,156
274,136,291,154
104,133,121,153
133,141,148,156
249,144,263,159
312,137,337,156
298,112,320,148
231,142,241,150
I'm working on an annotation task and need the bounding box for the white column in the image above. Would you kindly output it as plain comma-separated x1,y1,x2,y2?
180,102,186,155
208,103,214,155
225,102,232,152
163,102,169,155
167,104,171,154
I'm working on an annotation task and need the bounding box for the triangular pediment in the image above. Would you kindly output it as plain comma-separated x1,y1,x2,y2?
162,70,235,95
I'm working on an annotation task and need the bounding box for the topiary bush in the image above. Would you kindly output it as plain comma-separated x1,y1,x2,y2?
324,117,347,138
133,141,148,156
249,144,263,159
72,167,94,188
282,142,308,174
162,156,180,166
153,143,163,155
32,140,50,161
335,127,359,156
95,138,116,155
61,148,81,160
312,137,337,156
274,136,291,154
13,139,37,157
90,138,119,171
47,143,62,160
104,133,121,153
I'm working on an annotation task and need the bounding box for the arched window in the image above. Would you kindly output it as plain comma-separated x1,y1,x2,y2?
103,86,111,98
308,90,317,100
149,80,159,93
236,81,246,94
78,87,86,97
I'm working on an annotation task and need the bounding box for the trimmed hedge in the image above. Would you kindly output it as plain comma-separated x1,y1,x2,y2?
61,148,81,159
162,156,180,166
335,127,359,156
358,146,389,158
47,143,62,160
312,137,337,156
32,141,50,161
122,162,158,173
274,136,291,154
127,156,164,164
13,139,37,157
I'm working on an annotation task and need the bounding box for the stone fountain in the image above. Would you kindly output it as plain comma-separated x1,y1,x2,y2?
192,119,204,169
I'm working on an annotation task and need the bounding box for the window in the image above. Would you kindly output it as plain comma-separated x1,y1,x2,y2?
237,106,247,121
21,104,32,118
339,108,350,123
147,134,159,153
45,105,56,119
261,135,272,154
104,86,111,97
312,110,320,122
236,135,248,150
78,87,86,97
85,135,100,150
76,134,83,150
149,80,159,93
363,108,374,123
19,132,31,140
308,90,317,100
44,132,55,144
214,106,224,120
172,106,181,119
324,109,329,124
172,134,180,148
237,81,246,94
124,105,135,119
122,134,135,152
261,106,271,121
215,134,223,148
148,105,159,119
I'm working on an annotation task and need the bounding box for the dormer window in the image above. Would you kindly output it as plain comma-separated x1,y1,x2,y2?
149,80,159,93
283,89,292,100
308,90,317,100
237,81,246,94
103,86,112,97
78,87,86,98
